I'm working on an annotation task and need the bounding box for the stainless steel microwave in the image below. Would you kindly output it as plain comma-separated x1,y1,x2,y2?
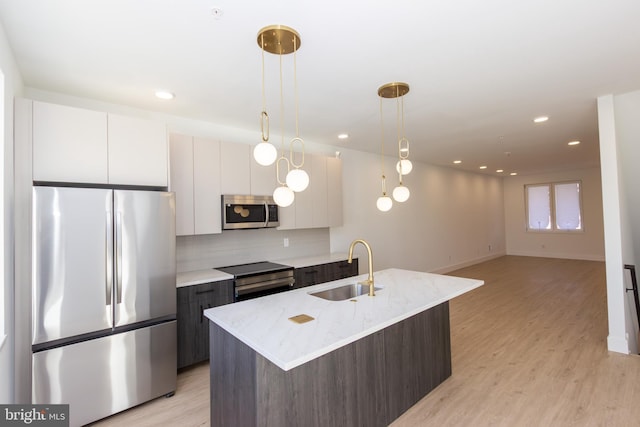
222,195,279,230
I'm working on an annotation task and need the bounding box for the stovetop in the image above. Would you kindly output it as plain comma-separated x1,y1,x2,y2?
215,261,292,277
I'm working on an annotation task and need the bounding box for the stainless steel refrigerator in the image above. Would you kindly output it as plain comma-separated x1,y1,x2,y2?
31,186,177,427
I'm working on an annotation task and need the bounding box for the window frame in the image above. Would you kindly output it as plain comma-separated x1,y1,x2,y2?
524,180,584,233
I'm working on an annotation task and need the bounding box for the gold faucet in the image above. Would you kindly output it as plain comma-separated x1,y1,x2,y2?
347,239,375,296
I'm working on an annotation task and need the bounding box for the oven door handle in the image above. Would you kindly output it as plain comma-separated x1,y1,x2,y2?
264,202,269,227
235,277,295,295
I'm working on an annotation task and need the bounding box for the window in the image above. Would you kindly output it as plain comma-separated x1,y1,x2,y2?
525,181,583,232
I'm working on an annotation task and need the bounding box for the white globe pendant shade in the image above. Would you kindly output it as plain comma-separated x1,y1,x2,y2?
376,195,393,212
396,159,413,175
273,186,295,207
253,142,278,166
286,168,309,192
393,185,410,202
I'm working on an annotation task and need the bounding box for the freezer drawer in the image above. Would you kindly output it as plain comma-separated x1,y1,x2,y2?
32,321,176,427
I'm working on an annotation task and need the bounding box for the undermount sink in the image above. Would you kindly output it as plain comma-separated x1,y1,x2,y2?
309,283,382,301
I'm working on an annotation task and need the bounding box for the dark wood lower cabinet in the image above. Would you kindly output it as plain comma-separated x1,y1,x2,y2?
209,302,451,427
294,259,359,289
177,279,234,369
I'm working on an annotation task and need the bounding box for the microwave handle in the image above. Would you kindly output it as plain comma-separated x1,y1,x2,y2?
264,202,270,227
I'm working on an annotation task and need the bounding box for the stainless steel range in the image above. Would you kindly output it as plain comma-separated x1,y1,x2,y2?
216,261,295,301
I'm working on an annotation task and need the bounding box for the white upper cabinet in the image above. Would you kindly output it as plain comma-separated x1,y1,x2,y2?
32,100,168,186
169,134,222,236
326,157,343,227
33,101,108,183
108,114,168,186
220,142,278,196
220,142,251,195
311,155,329,227
193,137,222,235
292,155,315,229
277,153,343,230
169,134,195,236
250,156,277,196
169,136,342,233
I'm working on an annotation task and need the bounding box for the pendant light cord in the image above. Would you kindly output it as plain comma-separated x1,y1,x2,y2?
289,37,305,169
260,34,269,142
379,96,387,194
293,37,299,139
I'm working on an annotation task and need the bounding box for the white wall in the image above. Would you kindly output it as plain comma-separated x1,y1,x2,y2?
597,92,640,355
331,148,505,274
599,90,640,355
0,20,24,403
177,228,329,273
614,90,640,354
504,168,605,261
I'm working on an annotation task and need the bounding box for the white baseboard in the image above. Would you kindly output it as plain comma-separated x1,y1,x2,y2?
506,250,605,262
607,334,630,354
430,252,506,274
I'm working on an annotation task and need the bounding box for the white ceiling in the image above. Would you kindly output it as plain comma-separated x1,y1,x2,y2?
2,0,640,176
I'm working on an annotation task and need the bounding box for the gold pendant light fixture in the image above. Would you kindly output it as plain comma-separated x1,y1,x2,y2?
254,25,308,207
378,82,412,207
376,86,393,212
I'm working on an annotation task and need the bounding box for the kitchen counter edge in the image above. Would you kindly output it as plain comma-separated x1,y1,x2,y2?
176,253,354,287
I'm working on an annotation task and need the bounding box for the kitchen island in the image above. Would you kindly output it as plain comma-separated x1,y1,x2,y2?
204,268,483,426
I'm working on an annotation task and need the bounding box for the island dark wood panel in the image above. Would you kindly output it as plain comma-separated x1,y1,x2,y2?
209,302,451,427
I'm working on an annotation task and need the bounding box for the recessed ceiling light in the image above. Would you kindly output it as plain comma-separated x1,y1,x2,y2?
568,140,581,146
479,165,487,169
211,7,224,19
453,160,462,164
496,169,504,173
533,116,549,123
155,90,175,100
338,133,349,140
510,172,518,176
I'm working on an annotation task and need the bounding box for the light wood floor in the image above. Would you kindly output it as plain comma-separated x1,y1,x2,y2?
91,256,640,426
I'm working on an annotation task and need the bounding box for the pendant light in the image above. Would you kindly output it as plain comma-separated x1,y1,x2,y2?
394,85,412,176
285,36,309,193
255,25,309,205
253,31,277,166
376,89,393,212
378,82,412,204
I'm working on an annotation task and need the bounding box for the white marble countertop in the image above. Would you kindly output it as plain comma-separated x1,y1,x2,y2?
204,268,483,371
176,269,234,288
273,253,352,269
176,253,354,287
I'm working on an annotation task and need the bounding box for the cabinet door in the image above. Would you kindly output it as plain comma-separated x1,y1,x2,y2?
108,114,168,186
293,153,314,229
177,280,234,369
277,203,296,230
311,155,329,227
327,259,358,280
250,156,277,196
193,138,222,234
276,153,341,231
169,134,195,236
327,157,343,227
220,142,251,195
32,101,108,183
294,266,322,289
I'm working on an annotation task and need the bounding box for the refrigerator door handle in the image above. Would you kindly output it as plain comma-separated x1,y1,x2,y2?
115,211,123,305
106,211,113,306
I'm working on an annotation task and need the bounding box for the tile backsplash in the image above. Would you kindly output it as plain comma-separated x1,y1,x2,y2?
176,227,330,272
